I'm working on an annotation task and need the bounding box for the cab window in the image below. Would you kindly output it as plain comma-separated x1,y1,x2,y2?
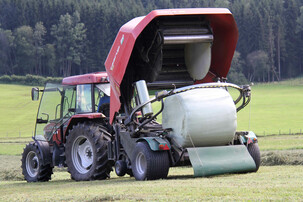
95,83,110,116
76,84,92,113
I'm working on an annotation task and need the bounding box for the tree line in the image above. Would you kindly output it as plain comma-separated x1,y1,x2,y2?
0,0,302,82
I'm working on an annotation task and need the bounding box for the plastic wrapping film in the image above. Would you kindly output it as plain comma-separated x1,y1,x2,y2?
185,42,212,80
187,145,256,177
162,88,237,148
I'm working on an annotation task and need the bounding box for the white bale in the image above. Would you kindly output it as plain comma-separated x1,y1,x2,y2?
162,88,237,148
185,42,212,80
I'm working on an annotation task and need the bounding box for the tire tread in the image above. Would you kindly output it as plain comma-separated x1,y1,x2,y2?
247,143,261,172
65,122,113,181
21,142,53,182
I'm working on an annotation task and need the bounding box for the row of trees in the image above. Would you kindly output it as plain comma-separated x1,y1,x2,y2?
0,12,87,77
0,0,303,82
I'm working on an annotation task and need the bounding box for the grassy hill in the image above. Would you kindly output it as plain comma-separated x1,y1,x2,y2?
236,83,303,135
0,84,40,137
0,78,302,138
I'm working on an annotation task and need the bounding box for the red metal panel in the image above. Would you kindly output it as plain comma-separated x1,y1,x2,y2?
63,113,105,133
105,8,238,123
62,113,106,139
62,72,108,85
71,113,106,119
206,14,238,78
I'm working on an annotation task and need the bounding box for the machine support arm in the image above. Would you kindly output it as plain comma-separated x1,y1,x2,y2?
124,82,251,126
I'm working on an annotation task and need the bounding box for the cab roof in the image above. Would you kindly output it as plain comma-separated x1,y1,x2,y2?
62,72,108,85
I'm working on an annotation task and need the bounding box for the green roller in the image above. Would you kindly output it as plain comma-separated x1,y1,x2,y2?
188,145,256,177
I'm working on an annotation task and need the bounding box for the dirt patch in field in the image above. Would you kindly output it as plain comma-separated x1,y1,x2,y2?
261,150,303,166
0,169,23,181
0,155,23,181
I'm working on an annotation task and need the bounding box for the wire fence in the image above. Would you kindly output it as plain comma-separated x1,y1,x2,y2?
257,129,303,137
0,131,35,138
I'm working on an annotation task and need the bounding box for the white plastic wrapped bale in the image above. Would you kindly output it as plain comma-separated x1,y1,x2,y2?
162,88,237,148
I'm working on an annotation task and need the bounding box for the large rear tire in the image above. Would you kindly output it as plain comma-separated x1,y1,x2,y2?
65,122,112,181
132,142,169,181
247,143,261,171
21,142,53,182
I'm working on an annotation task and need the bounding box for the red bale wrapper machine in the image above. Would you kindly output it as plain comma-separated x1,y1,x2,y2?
22,8,260,182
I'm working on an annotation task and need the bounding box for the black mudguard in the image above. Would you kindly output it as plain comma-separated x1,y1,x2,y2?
33,137,52,166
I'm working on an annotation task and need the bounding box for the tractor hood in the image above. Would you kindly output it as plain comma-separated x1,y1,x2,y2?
105,8,238,123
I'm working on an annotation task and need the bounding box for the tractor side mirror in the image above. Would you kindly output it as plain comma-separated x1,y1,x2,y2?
31,87,39,101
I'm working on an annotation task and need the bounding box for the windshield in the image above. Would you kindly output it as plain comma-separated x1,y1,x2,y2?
35,83,63,141
35,84,76,141
63,86,76,117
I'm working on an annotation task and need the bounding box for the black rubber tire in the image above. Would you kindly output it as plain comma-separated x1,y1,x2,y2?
65,122,113,181
247,143,261,171
115,160,127,177
21,142,53,182
132,142,169,181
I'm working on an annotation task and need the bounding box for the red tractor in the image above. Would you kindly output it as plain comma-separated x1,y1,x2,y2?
22,72,113,181
22,8,260,182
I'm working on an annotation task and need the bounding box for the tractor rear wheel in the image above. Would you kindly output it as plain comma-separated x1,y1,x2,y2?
132,142,169,180
21,142,53,182
65,122,113,181
247,143,261,171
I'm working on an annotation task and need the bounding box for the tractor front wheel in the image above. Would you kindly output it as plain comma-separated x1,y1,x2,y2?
21,142,53,182
65,122,112,181
247,143,261,171
132,142,169,180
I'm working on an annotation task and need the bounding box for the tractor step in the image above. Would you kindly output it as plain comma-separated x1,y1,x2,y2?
187,145,256,177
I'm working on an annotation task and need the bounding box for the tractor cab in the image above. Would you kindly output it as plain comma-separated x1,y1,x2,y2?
22,72,110,182
32,72,110,143
32,83,75,142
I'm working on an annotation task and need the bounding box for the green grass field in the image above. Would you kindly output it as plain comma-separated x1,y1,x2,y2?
258,135,303,150
0,148,303,201
0,84,39,137
236,83,303,135
0,79,302,137
1,138,303,201
0,161,302,201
